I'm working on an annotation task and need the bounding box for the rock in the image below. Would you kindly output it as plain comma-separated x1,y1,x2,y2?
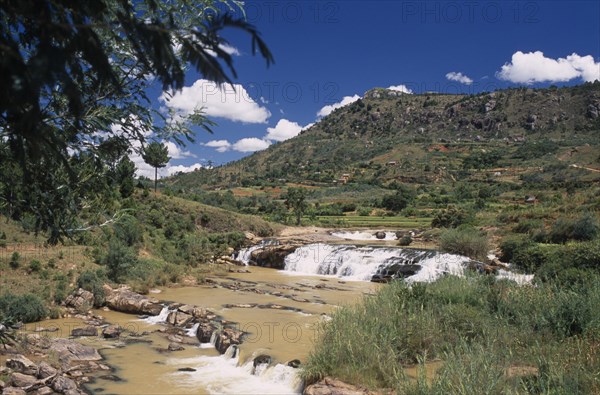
71,326,98,337
64,288,95,310
253,355,271,367
196,322,217,343
49,338,102,365
2,387,26,395
287,359,301,368
31,386,54,395
371,264,422,282
374,231,386,240
249,244,300,269
6,355,37,375
0,380,4,390
52,376,77,393
98,374,123,382
37,362,58,379
214,328,244,354
303,377,371,395
167,335,183,343
177,368,196,372
102,325,121,339
103,285,163,316
9,373,37,388
166,311,193,327
167,343,185,351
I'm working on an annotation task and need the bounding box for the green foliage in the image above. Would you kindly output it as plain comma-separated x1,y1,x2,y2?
0,293,47,323
142,142,170,192
303,275,600,392
513,139,559,159
77,270,107,307
99,239,138,283
439,226,489,260
0,0,273,243
431,206,469,228
284,188,308,225
462,150,501,170
28,259,41,272
9,252,20,269
115,157,136,198
113,214,142,247
548,212,599,243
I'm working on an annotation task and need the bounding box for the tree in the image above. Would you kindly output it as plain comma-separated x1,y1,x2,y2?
0,0,273,243
115,157,136,198
142,142,170,193
285,188,308,226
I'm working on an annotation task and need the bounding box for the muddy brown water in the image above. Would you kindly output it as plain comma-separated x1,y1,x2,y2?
18,267,380,394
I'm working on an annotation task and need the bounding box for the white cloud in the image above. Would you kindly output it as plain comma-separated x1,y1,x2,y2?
445,72,473,85
265,119,304,142
497,51,600,84
160,79,271,124
317,94,361,117
167,163,204,176
204,139,232,153
232,138,271,153
387,85,413,93
164,141,195,159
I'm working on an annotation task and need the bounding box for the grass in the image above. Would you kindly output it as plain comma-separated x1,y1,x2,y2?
301,275,600,393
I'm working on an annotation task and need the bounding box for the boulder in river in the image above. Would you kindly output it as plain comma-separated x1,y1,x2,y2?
64,288,95,310
374,231,386,240
71,326,98,337
196,322,217,344
214,327,244,354
6,355,37,376
303,376,372,395
102,325,122,339
49,339,102,366
166,311,193,327
103,285,163,316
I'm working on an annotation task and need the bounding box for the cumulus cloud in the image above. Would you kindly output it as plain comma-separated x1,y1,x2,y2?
317,94,361,117
204,139,232,153
387,84,413,93
497,51,600,84
167,163,204,176
160,79,271,124
232,138,271,153
164,141,195,159
265,119,304,142
445,72,473,85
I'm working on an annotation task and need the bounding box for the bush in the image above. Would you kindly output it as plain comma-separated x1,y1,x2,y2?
432,206,469,228
440,227,489,260
29,259,41,272
99,239,138,283
9,252,20,269
77,270,107,307
0,293,47,322
549,213,599,243
499,237,533,263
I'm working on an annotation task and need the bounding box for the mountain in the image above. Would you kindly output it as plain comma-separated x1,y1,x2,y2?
168,82,600,190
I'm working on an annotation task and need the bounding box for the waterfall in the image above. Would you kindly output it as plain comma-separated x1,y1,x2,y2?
282,243,472,283
233,239,280,265
168,348,303,394
199,330,218,349
142,306,171,324
185,322,200,337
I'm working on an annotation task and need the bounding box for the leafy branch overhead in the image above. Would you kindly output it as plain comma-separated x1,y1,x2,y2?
0,0,273,243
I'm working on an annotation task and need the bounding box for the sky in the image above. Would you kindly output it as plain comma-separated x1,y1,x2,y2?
134,0,600,178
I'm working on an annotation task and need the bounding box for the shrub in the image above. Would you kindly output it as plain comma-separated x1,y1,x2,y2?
113,214,142,246
432,206,469,228
440,227,489,260
548,212,599,243
9,252,20,269
499,237,532,263
99,239,138,283
29,259,41,272
0,293,47,322
77,270,107,307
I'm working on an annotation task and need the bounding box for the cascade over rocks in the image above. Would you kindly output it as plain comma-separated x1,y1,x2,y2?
248,243,301,269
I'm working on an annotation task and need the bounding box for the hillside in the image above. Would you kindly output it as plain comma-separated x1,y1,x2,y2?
169,82,600,190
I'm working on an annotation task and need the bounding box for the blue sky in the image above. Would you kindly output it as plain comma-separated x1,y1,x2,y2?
137,0,600,178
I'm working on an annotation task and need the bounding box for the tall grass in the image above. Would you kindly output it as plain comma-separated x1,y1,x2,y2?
302,276,600,393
